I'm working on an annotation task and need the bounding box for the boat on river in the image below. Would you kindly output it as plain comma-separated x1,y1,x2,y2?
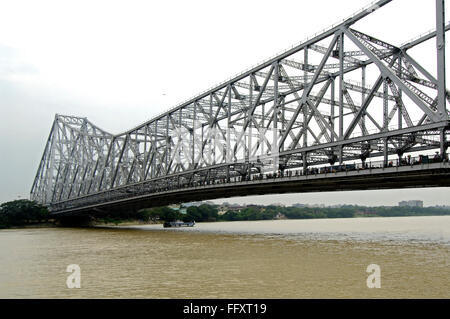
163,221,195,228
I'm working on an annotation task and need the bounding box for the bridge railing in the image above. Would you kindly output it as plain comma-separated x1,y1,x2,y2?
221,153,449,182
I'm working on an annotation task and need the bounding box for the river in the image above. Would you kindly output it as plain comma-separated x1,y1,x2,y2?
0,216,449,298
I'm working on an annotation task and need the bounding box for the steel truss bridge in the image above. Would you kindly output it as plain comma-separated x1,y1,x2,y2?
31,0,450,216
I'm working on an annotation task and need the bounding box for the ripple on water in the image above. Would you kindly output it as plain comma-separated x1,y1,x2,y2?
123,216,450,245
0,217,449,298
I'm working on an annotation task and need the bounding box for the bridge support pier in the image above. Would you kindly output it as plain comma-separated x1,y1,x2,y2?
56,215,94,227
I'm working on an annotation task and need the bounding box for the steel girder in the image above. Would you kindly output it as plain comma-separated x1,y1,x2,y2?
30,0,450,212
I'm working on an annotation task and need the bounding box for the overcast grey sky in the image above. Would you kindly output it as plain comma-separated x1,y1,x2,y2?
1,0,449,207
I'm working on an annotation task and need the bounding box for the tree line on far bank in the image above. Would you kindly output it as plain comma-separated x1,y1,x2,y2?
2,199,450,228
123,204,450,223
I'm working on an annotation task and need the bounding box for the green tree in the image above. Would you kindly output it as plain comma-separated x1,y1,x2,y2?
0,199,49,227
183,205,219,222
220,210,239,221
139,206,182,222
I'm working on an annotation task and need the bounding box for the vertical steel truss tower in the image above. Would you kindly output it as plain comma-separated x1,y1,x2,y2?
31,0,450,213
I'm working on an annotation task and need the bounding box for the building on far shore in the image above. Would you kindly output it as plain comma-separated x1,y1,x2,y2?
398,200,423,207
183,201,203,207
218,203,246,213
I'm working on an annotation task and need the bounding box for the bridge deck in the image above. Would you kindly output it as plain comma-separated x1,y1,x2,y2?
52,161,450,216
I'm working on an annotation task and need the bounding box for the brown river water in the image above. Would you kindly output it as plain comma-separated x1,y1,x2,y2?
0,216,449,298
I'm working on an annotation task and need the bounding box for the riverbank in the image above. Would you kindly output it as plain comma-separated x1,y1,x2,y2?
93,219,162,227
0,222,57,230
3,200,450,230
